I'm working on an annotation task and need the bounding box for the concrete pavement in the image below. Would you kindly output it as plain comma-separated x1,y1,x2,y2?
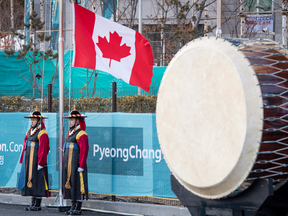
0,194,190,216
0,202,140,216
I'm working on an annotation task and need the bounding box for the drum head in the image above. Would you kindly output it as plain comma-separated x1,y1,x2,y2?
156,37,263,199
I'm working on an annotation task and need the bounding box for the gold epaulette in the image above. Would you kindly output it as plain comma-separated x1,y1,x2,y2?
38,130,48,140
76,130,87,142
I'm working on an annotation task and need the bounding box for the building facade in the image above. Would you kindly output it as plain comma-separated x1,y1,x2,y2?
26,0,287,66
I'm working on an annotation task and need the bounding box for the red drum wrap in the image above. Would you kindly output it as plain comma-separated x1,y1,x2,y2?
156,37,288,199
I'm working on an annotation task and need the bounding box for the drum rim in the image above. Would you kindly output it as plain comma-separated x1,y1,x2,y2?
156,37,264,199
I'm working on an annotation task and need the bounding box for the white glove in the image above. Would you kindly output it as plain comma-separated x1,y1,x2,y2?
37,165,43,170
77,167,84,172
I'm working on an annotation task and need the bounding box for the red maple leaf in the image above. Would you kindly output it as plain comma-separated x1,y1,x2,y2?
96,31,131,67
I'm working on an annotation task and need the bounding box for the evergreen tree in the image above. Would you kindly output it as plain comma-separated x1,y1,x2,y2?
4,10,58,98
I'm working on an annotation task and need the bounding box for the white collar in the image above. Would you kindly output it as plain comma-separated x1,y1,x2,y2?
30,124,41,135
69,125,80,136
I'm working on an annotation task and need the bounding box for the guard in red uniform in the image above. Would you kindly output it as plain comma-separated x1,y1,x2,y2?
18,109,50,211
63,109,89,215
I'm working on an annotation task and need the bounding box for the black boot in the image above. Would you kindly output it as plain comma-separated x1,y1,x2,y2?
65,200,76,215
25,197,36,211
30,198,41,211
70,201,82,215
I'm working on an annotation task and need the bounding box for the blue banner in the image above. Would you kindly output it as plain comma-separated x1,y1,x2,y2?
51,0,59,50
0,113,175,198
82,0,88,8
24,0,31,44
51,0,59,25
0,113,57,190
103,0,117,20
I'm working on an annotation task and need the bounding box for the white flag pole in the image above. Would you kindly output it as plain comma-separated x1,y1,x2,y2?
55,0,64,207
138,0,142,96
216,0,222,38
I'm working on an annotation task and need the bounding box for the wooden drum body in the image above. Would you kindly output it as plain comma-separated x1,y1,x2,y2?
156,37,288,199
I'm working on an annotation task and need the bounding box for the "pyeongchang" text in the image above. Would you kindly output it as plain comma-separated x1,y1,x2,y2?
93,144,162,162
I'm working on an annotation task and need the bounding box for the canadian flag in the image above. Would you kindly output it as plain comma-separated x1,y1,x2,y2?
72,3,153,92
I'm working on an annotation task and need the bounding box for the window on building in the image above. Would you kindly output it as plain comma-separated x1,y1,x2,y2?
246,0,272,12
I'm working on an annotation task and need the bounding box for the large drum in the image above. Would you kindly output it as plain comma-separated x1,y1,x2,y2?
156,37,288,199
